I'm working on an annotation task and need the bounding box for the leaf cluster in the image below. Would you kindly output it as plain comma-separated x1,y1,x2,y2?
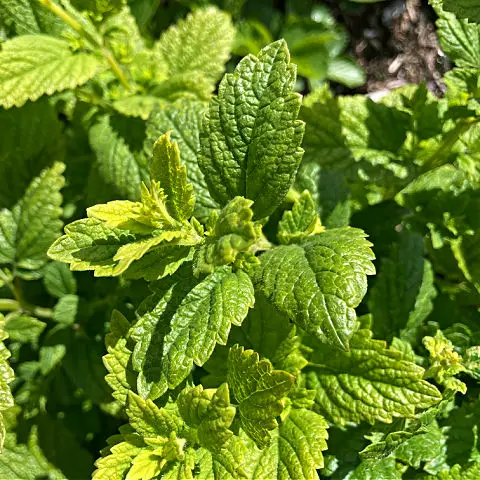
0,0,479,478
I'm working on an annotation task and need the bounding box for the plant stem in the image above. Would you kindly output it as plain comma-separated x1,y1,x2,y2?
0,299,20,312
32,306,54,319
37,0,132,90
102,48,131,90
38,0,83,33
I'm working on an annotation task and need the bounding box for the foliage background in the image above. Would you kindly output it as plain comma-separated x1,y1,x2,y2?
0,0,479,478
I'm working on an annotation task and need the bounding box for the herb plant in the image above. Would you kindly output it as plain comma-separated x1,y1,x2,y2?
0,0,479,479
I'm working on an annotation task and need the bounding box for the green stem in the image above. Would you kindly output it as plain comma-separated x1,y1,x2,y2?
38,0,83,33
102,48,131,90
0,299,20,312
421,117,479,173
31,306,54,319
37,0,132,90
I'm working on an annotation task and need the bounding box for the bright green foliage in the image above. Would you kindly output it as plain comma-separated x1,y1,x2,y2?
436,13,480,69
131,267,254,399
1,1,479,477
256,228,375,349
94,385,243,480
155,7,235,89
227,344,294,448
103,310,134,406
0,35,101,109
150,132,195,222
278,190,324,244
144,99,216,220
0,315,14,451
48,134,202,278
199,40,305,219
244,408,328,479
47,217,137,276
177,383,235,451
0,163,65,273
423,331,467,393
304,329,441,425
194,197,261,275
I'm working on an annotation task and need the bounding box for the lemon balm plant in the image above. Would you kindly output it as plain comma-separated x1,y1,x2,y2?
0,0,480,478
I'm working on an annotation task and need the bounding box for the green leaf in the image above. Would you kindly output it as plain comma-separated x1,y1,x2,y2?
0,211,15,266
145,99,216,221
227,344,294,448
0,35,101,109
177,383,236,451
300,90,410,167
434,462,480,480
104,310,135,406
47,217,135,277
244,408,328,479
122,245,194,282
194,197,259,275
299,89,411,205
327,56,366,88
440,0,480,24
296,164,352,229
5,315,46,346
199,40,305,219
255,227,375,350
112,96,164,120
348,457,402,480
0,97,65,209
304,329,442,425
70,0,125,16
126,392,182,437
93,438,144,480
39,344,66,375
131,267,254,399
0,315,14,451
196,436,247,479
423,330,467,393
436,8,480,68
52,294,78,325
89,116,142,201
237,294,309,376
49,179,200,278
151,132,195,222
100,6,144,64
368,230,437,344
155,7,235,86
0,162,65,271
451,233,480,294
0,0,66,35
393,421,447,472
42,261,77,298
278,190,323,244
0,432,64,479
